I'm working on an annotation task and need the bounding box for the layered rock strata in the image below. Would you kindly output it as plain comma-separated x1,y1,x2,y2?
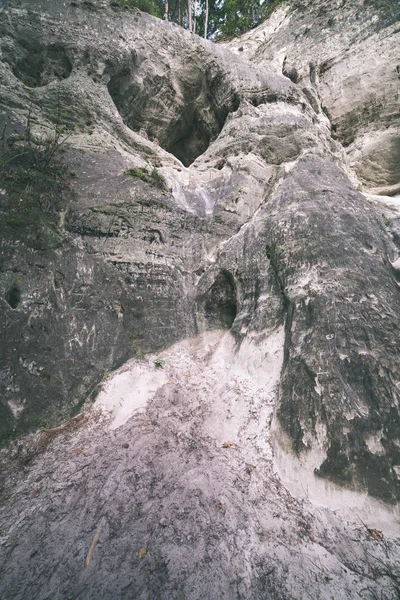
0,0,400,597
224,0,400,192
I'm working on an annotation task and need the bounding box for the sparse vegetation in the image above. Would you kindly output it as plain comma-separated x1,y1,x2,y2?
382,214,391,227
0,103,73,251
127,166,149,181
127,166,167,190
154,357,165,368
217,0,285,39
150,167,166,188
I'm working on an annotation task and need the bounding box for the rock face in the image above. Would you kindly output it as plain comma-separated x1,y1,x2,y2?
1,334,400,600
224,0,400,193
1,0,400,597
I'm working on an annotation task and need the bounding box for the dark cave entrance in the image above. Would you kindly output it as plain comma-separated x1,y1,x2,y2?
165,106,213,167
198,271,237,330
107,64,240,166
13,44,72,88
5,285,21,309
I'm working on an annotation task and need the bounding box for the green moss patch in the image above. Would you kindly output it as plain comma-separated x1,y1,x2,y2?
126,166,168,190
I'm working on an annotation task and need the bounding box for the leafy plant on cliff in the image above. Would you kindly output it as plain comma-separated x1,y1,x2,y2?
127,166,167,190
127,167,149,181
149,167,167,189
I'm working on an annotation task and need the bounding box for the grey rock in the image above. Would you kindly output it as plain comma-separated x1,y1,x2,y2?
223,0,400,190
0,0,400,598
1,342,399,600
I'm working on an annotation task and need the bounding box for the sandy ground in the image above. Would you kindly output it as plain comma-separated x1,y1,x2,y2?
1,330,400,599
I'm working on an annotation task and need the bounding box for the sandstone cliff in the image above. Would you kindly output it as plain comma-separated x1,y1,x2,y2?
0,0,400,598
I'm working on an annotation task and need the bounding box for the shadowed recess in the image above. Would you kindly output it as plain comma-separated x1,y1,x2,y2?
5,285,21,309
12,44,72,88
107,62,240,166
197,271,237,330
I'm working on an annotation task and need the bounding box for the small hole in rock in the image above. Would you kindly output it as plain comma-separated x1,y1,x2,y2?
13,44,72,88
198,271,237,330
282,65,299,84
5,285,21,309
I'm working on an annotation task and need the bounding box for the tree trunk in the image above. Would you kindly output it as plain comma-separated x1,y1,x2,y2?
187,0,192,31
204,0,208,38
165,0,169,21
193,0,197,33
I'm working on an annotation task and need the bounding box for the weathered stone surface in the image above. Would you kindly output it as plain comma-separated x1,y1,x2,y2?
224,0,400,190
1,0,400,597
0,0,304,441
1,336,400,600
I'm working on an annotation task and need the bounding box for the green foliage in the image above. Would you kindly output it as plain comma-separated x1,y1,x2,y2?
126,166,167,190
150,167,166,189
218,0,285,38
155,0,284,39
109,0,285,38
127,167,149,181
154,357,165,368
110,0,161,16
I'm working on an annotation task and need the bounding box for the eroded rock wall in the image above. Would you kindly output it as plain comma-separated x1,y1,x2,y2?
224,0,400,193
1,0,400,598
0,0,399,516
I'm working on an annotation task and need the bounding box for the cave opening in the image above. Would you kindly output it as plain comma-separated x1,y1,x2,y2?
199,271,237,330
13,44,72,88
107,64,240,166
165,106,212,167
5,285,21,309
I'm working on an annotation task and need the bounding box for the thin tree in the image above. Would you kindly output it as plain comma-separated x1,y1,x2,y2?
187,0,192,31
165,0,169,20
204,0,208,38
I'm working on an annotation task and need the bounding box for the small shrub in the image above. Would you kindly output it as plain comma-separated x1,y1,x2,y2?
154,357,165,368
0,107,71,251
127,167,148,181
126,166,167,190
382,214,391,227
150,167,166,189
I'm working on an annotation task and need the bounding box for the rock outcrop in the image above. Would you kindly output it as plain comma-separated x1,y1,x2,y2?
1,0,400,597
224,0,400,193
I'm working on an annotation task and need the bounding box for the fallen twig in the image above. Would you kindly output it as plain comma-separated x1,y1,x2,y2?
358,516,383,542
85,516,106,568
